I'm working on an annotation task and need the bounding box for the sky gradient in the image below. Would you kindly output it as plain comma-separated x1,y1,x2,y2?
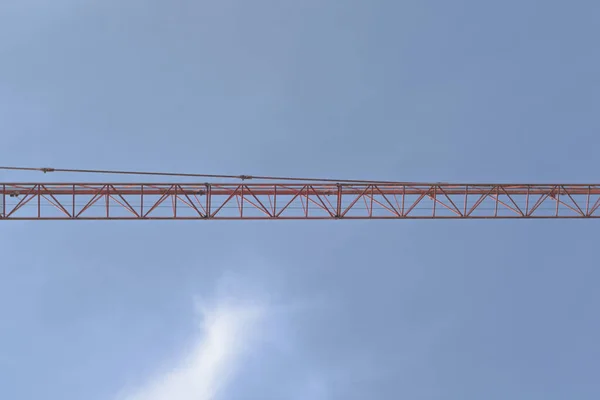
1,1,600,399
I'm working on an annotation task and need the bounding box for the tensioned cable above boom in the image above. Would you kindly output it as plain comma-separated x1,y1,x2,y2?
0,166,435,185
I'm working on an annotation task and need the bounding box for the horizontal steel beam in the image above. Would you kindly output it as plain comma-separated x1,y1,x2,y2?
1,183,599,220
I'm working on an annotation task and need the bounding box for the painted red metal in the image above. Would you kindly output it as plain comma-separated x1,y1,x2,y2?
0,183,599,220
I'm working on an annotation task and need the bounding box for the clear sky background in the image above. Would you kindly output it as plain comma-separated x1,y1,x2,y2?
1,1,599,399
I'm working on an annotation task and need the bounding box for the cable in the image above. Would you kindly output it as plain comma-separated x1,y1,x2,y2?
0,166,432,185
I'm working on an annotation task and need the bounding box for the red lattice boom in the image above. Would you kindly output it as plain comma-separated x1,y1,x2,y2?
1,183,599,220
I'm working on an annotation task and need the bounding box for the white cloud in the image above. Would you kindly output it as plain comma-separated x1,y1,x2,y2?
117,280,265,400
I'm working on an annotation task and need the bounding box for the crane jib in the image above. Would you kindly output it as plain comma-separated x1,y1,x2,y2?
0,182,598,220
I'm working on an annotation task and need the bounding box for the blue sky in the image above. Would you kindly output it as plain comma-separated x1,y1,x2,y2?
1,1,599,399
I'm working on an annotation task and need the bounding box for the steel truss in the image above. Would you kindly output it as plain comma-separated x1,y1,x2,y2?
1,183,600,220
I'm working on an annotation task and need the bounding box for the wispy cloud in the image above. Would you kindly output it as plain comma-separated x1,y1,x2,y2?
117,276,266,400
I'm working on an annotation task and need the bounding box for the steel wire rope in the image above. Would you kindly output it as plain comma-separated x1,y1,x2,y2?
0,166,445,185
